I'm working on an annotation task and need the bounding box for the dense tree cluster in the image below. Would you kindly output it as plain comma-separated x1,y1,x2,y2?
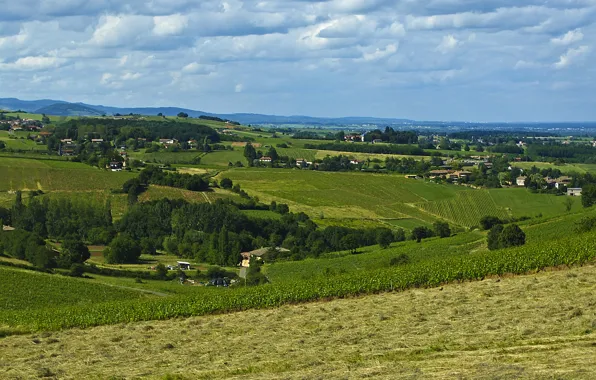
487,224,526,250
304,142,428,156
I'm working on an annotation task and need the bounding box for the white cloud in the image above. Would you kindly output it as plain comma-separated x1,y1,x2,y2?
0,31,28,49
550,29,583,46
436,34,461,54
153,14,188,36
181,62,213,74
359,44,398,62
121,72,142,80
0,55,65,71
90,15,152,47
553,46,589,69
100,73,112,85
235,83,243,93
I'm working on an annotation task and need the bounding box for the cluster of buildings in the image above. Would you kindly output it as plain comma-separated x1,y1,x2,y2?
516,175,582,195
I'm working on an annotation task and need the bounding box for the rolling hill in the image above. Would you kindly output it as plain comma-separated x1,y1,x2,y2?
0,97,413,125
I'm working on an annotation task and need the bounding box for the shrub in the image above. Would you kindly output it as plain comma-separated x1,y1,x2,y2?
389,254,410,266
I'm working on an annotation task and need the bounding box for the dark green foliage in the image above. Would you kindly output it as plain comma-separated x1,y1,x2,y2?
480,216,503,230
488,224,525,250
433,221,451,238
389,254,410,266
220,178,233,189
341,234,359,254
0,229,56,268
0,207,11,226
155,263,168,280
304,142,427,156
57,239,90,268
393,228,406,242
104,234,142,264
138,166,208,192
411,226,433,243
582,184,596,208
499,225,526,248
575,216,596,233
0,141,5,150
246,257,268,286
243,143,257,165
377,229,393,249
69,263,85,277
487,224,504,250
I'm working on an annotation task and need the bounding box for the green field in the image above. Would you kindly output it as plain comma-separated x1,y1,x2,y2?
415,190,509,228
2,263,594,379
0,157,136,192
0,131,47,151
220,168,578,228
0,267,151,313
127,150,203,164
513,161,596,174
221,169,464,223
199,150,246,167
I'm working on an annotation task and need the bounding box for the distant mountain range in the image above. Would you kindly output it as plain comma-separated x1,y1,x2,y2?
0,97,413,126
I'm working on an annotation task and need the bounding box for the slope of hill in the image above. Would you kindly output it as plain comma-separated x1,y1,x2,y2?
1,264,594,379
0,97,413,125
35,102,104,116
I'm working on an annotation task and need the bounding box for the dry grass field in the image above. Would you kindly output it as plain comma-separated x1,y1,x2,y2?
1,264,595,379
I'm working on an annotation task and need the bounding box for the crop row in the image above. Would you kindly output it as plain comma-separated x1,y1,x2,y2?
1,229,594,334
416,190,509,227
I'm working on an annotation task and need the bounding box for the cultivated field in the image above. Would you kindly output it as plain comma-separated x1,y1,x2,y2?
0,158,136,192
1,264,594,379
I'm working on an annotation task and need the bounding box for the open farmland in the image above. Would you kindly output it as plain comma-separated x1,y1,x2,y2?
0,158,136,192
221,168,573,228
221,169,464,224
490,188,584,218
139,185,245,204
415,190,509,228
1,262,595,379
1,209,595,335
0,267,151,314
0,131,46,151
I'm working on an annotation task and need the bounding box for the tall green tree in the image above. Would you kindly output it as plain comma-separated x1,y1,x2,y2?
581,184,596,208
433,221,451,238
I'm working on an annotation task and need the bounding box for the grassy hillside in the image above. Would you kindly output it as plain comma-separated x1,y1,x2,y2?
0,267,152,313
1,264,594,379
0,157,136,192
221,169,464,223
221,168,580,228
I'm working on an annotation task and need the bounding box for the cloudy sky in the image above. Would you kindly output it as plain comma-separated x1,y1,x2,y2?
0,0,595,121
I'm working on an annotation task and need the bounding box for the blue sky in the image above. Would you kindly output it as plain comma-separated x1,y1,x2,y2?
0,0,594,122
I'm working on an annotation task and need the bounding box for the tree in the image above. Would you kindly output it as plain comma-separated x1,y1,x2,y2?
69,263,85,277
479,216,503,231
411,226,433,243
581,184,596,208
0,141,5,150
243,143,257,165
220,178,233,189
499,224,526,248
433,221,451,238
177,112,188,118
487,224,504,250
155,263,168,279
376,229,393,249
564,197,574,212
104,234,142,264
57,238,91,268
340,234,358,254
